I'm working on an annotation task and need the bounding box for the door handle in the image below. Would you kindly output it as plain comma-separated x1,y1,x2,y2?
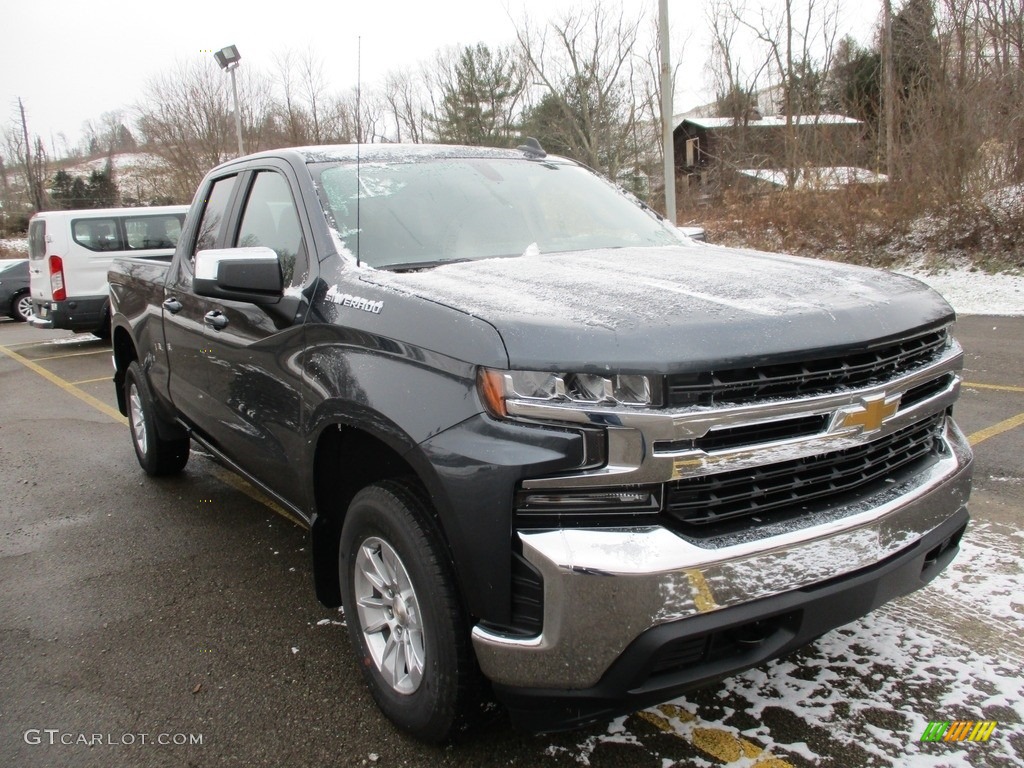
163,297,183,314
204,310,229,330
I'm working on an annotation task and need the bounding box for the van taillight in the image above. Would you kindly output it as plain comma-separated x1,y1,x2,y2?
49,255,66,301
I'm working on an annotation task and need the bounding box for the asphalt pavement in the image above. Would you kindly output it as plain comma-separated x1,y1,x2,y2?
0,315,1021,768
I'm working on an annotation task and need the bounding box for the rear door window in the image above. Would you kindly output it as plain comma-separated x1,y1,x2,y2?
28,219,46,260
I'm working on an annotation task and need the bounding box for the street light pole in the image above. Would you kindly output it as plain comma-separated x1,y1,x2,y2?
214,45,245,157
228,65,244,157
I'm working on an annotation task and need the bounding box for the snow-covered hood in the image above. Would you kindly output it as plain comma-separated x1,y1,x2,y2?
360,245,955,372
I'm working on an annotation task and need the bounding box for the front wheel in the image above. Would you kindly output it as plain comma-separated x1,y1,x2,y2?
340,480,479,742
125,361,189,475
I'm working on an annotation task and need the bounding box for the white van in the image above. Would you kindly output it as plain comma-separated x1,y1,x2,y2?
28,206,188,336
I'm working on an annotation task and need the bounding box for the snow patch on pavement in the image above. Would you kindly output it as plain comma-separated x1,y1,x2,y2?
894,263,1023,316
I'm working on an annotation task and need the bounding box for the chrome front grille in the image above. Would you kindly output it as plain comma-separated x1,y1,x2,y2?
666,328,949,407
665,412,946,528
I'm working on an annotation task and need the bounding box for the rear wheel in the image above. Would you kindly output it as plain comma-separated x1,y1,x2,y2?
11,291,32,322
125,361,189,475
339,480,479,742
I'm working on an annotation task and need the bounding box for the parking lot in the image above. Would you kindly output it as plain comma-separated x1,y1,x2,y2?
0,315,1021,768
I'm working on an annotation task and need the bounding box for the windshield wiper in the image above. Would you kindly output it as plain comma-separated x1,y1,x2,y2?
379,258,471,273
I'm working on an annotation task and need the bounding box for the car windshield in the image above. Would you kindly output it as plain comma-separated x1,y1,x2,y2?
312,158,682,270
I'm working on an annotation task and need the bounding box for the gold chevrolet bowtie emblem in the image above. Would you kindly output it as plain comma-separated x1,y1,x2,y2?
841,395,901,433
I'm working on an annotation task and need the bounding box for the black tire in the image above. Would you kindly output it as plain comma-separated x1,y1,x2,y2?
124,361,189,476
11,291,32,322
339,480,479,742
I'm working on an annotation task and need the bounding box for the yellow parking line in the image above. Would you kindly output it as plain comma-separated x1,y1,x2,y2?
0,341,303,528
32,348,110,361
636,704,794,767
969,412,1024,447
0,343,126,424
963,382,1024,394
71,376,112,385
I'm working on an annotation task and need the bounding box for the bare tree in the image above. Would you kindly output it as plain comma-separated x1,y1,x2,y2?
382,68,429,143
299,49,329,143
707,0,772,118
273,50,307,146
515,2,652,180
7,99,48,211
135,59,276,199
135,61,235,199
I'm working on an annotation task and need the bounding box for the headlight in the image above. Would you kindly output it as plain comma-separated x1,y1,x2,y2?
479,368,660,418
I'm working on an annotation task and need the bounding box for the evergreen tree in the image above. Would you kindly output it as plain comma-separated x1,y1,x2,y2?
521,64,631,173
893,0,939,99
50,170,75,208
827,37,882,125
114,124,137,153
86,158,119,207
430,44,524,146
785,58,827,116
70,176,90,207
50,160,120,210
714,85,758,121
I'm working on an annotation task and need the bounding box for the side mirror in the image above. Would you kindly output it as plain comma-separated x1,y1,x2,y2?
194,247,282,304
679,226,706,242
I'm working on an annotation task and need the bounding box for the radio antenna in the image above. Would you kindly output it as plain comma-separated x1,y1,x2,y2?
355,35,362,268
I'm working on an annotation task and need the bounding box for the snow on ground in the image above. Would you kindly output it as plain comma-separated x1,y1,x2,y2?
0,239,28,255
895,263,1024,316
65,152,156,174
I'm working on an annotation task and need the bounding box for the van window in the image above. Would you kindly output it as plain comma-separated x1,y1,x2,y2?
28,219,46,260
124,214,183,250
193,175,238,261
72,218,123,252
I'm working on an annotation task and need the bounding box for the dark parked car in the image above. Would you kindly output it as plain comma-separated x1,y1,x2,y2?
0,258,31,322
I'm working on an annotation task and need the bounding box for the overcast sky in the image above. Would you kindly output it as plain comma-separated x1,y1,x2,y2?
2,0,881,155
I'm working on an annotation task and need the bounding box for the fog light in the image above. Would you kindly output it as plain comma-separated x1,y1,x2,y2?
516,488,660,513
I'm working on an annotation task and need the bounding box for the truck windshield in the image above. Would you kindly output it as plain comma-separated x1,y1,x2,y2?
312,158,683,269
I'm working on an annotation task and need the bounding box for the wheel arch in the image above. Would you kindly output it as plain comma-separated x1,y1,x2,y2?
310,420,458,611
111,324,139,416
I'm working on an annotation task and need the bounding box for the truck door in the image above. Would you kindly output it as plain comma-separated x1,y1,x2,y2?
198,167,311,504
163,173,240,430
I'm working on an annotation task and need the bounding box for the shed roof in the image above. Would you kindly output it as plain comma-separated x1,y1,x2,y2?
676,114,862,130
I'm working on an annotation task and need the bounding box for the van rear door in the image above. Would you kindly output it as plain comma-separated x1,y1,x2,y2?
27,216,54,303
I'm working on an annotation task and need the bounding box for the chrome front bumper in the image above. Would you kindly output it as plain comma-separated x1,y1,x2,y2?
472,419,973,690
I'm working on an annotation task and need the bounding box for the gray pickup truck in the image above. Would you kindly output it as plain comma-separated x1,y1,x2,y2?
108,143,972,741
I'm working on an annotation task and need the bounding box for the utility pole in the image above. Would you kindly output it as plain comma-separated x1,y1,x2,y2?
659,0,676,224
882,0,896,180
